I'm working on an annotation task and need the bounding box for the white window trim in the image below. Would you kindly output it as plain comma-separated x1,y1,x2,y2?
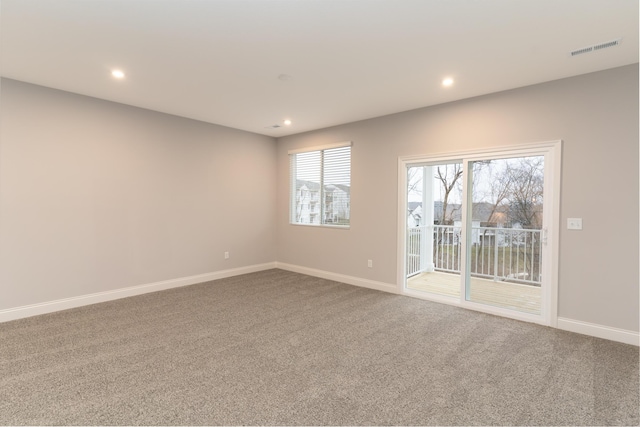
290,141,352,228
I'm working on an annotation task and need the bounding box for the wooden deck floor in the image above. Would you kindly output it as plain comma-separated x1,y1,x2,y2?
407,271,541,314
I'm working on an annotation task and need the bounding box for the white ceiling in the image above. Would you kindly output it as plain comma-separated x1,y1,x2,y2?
1,0,638,137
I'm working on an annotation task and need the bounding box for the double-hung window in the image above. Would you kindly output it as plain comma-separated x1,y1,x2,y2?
289,142,351,227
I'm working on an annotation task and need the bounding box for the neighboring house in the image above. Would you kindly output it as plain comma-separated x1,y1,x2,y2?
296,183,320,224
296,180,350,225
324,184,350,224
407,202,422,227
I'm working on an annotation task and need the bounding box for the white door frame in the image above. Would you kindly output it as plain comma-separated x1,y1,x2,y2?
397,140,562,326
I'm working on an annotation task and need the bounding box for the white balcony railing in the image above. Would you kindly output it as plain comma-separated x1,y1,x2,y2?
407,225,543,286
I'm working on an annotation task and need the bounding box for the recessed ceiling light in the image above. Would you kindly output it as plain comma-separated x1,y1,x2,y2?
111,70,125,79
284,119,292,126
442,77,454,87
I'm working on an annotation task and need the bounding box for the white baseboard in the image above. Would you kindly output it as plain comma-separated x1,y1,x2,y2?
557,317,639,346
0,262,277,323
276,263,639,346
275,262,398,294
3,262,636,347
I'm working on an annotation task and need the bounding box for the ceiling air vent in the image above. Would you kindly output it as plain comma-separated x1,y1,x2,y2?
570,38,621,57
265,124,281,129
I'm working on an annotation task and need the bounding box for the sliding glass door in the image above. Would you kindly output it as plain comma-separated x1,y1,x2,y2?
400,142,560,325
464,156,544,315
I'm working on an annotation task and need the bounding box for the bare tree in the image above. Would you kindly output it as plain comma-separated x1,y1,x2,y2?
503,156,544,281
435,164,463,224
505,157,544,228
469,161,513,261
472,160,512,226
469,158,543,228
407,167,423,198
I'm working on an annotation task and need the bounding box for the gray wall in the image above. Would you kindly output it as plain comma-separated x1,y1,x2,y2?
276,64,639,332
2,65,638,334
0,79,277,310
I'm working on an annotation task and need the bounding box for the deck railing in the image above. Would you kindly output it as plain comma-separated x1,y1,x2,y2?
407,225,543,285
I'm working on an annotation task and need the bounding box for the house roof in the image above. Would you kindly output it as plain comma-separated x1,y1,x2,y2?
408,202,422,213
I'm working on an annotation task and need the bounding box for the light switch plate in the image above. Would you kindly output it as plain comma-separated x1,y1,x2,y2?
567,218,582,230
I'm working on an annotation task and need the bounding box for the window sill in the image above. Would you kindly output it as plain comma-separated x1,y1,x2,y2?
289,222,350,230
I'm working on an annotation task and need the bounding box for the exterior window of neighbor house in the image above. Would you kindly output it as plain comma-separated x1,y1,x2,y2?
289,142,351,227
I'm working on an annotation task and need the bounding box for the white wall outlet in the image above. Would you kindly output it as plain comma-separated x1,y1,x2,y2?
567,218,583,230
224,251,230,259
367,259,373,268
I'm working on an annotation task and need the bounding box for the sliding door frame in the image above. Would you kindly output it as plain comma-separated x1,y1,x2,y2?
397,140,562,326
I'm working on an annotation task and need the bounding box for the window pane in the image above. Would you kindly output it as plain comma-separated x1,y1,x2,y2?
292,151,321,224
290,145,351,226
323,146,350,225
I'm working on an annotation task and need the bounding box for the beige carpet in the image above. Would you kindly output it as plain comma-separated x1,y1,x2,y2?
0,269,638,425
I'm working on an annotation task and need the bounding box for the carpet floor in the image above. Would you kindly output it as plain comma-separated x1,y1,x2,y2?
0,269,638,425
